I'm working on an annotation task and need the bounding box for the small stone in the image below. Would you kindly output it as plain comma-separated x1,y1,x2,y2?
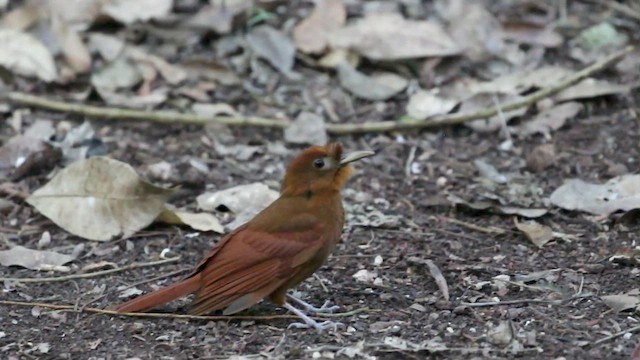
526,143,556,172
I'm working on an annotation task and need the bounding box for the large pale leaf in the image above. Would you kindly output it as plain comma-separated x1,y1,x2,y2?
293,0,346,54
0,245,81,271
0,29,57,81
328,13,460,60
27,157,174,241
550,175,640,216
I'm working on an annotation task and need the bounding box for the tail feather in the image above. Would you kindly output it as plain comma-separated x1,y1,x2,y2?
115,275,201,313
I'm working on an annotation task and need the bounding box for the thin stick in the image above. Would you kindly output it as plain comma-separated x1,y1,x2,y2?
326,46,633,134
460,299,562,307
0,299,369,321
438,216,508,235
1,47,632,135
0,257,182,283
590,324,640,346
2,92,290,129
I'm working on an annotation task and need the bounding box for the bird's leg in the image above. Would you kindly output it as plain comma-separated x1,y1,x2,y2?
287,293,340,314
283,302,343,333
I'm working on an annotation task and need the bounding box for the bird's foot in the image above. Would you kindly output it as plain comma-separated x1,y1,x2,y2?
283,302,343,334
287,320,344,333
287,294,340,314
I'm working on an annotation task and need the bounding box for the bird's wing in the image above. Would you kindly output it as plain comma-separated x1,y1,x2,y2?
188,216,327,315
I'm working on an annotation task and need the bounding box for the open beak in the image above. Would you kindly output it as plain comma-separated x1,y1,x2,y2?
340,150,375,165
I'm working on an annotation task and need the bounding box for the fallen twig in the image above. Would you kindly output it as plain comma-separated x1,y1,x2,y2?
1,47,632,134
589,324,640,347
0,299,369,321
0,256,182,283
460,298,562,307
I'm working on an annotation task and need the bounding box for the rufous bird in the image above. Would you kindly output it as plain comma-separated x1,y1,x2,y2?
115,143,374,332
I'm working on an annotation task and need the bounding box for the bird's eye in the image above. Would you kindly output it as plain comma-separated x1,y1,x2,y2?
313,158,325,169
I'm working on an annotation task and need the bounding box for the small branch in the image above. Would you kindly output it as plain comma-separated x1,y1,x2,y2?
2,47,632,134
0,299,369,321
590,324,640,346
0,257,182,283
2,92,290,129
326,46,633,134
460,299,562,307
437,216,507,235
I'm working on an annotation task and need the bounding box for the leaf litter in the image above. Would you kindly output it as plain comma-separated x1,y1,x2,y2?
2,0,640,358
27,157,174,241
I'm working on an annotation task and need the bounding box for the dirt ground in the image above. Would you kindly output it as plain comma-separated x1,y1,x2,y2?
1,1,640,359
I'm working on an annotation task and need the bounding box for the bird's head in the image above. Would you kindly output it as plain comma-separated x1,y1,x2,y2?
281,143,374,197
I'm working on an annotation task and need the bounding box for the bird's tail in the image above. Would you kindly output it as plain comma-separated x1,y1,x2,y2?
114,275,200,313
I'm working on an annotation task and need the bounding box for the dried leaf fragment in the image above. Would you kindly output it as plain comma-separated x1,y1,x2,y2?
157,205,224,233
197,182,278,230
329,13,460,60
337,63,407,101
0,245,79,271
0,29,57,81
27,157,174,241
514,218,554,248
550,175,640,216
247,25,295,76
294,0,346,54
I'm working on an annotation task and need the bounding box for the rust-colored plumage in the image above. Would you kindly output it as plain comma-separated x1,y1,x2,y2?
115,143,374,331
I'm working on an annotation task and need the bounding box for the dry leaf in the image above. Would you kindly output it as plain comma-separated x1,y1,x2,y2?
91,56,142,91
469,66,573,95
284,112,327,145
247,25,295,76
27,157,174,241
502,22,563,48
601,294,640,312
328,13,460,60
336,63,407,101
293,0,346,54
46,0,103,27
440,0,504,61
318,48,360,68
127,46,187,85
102,0,173,24
51,14,91,73
196,182,278,230
406,90,458,120
88,33,125,61
514,218,554,248
425,260,449,301
0,120,55,171
487,321,513,346
0,245,80,271
555,78,634,102
0,29,57,81
157,205,224,233
192,103,239,117
515,102,583,139
550,175,640,216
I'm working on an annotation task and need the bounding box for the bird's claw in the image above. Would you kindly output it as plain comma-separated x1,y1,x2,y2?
287,320,344,333
294,299,340,314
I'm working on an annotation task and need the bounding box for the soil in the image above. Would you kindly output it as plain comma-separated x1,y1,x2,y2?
1,1,640,360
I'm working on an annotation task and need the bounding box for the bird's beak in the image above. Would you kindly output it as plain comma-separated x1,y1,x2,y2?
340,150,375,165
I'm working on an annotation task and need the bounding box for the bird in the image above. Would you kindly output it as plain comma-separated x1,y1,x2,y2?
114,143,374,332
